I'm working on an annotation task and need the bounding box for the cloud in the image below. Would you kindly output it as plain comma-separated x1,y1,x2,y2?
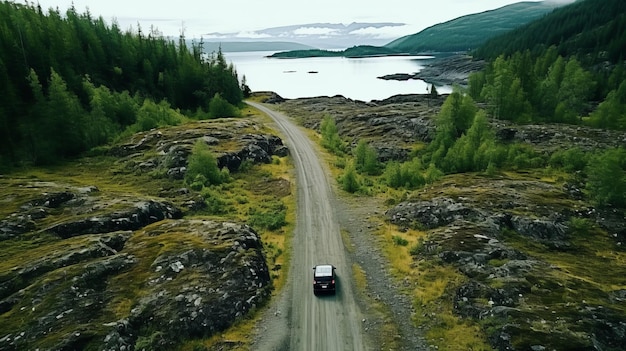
234,31,272,39
293,27,340,36
349,24,421,39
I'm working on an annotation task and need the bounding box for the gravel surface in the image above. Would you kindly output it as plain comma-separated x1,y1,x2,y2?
334,195,431,351
249,101,430,350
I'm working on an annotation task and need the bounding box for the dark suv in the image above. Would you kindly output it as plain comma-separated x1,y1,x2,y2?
313,264,336,295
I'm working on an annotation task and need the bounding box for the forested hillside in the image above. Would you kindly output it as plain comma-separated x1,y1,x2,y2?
467,0,626,131
474,0,626,63
0,2,244,169
385,1,562,53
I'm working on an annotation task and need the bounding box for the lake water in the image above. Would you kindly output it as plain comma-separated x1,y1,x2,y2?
224,51,452,102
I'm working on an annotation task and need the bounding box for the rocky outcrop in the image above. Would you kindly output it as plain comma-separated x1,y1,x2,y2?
386,184,625,350
100,220,271,351
377,55,486,86
218,134,288,171
415,55,486,86
109,119,288,179
0,117,281,350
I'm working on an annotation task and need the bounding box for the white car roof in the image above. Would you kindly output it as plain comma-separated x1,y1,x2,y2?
314,265,334,277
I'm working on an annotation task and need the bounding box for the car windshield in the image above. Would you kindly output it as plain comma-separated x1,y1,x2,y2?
314,265,333,277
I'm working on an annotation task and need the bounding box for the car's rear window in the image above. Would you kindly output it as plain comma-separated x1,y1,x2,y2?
314,265,333,277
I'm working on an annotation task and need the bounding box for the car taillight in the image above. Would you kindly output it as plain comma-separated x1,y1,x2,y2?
331,279,335,284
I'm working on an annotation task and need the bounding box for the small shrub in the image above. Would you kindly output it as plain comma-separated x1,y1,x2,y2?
568,217,594,236
340,163,361,193
320,115,346,155
238,159,255,172
201,187,230,214
392,235,409,246
185,140,225,186
209,93,239,118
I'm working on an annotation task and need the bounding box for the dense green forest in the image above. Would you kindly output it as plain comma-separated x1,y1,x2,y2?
474,0,626,63
0,1,244,169
468,0,626,128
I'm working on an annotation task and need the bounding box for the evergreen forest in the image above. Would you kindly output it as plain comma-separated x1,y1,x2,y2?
0,1,245,169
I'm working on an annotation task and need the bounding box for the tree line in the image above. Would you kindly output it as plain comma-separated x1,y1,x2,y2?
468,47,626,129
0,1,244,168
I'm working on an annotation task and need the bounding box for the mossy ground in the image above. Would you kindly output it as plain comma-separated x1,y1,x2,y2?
313,130,626,351
0,109,296,351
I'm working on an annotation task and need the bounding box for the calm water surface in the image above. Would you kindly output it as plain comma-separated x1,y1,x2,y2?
224,51,451,102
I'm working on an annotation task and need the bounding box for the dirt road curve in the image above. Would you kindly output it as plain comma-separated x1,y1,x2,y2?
248,102,367,351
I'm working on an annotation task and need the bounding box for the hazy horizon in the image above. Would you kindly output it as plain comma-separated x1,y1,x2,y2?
24,0,576,40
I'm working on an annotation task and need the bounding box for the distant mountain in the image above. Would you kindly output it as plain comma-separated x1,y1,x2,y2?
385,1,566,53
200,41,315,53
203,22,407,49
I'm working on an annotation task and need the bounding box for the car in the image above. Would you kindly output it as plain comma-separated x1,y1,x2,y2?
313,264,336,295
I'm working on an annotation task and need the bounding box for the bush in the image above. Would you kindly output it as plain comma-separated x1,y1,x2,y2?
340,162,361,193
320,115,346,155
586,148,626,208
354,140,381,175
209,93,239,118
185,140,227,186
549,147,588,172
384,158,425,189
200,187,230,214
392,235,409,246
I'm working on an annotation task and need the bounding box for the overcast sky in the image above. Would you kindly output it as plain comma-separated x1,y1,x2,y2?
26,0,573,39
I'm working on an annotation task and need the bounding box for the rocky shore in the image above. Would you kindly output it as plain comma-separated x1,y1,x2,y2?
378,54,487,86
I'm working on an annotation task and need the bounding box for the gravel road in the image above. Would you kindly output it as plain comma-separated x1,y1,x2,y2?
247,101,430,351
248,102,367,350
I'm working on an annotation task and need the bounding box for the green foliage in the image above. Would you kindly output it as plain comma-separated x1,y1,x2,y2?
208,93,239,118
23,68,87,163
354,140,381,175
426,92,509,174
0,2,243,166
384,158,426,189
135,331,165,350
568,217,594,237
505,143,545,170
132,99,184,133
586,148,626,208
340,162,361,193
549,147,589,172
471,51,598,124
185,140,227,187
475,0,626,64
479,56,531,122
441,111,498,172
248,199,287,230
320,115,346,155
392,235,409,246
200,187,230,214
589,80,626,130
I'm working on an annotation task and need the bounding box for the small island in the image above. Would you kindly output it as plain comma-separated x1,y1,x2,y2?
268,45,405,59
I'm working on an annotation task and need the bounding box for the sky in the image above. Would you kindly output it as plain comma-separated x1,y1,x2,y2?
24,0,574,40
